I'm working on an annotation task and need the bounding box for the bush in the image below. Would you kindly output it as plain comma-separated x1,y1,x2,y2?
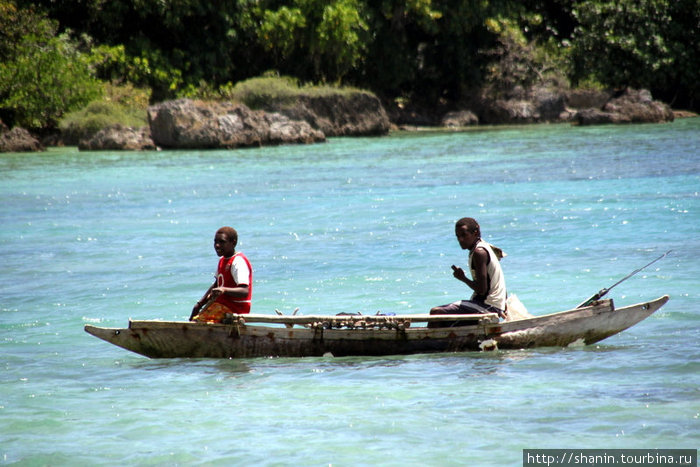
59,99,147,145
185,74,363,109
103,81,151,111
226,75,303,108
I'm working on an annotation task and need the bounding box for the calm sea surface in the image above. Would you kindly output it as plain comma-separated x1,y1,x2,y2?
1,119,698,466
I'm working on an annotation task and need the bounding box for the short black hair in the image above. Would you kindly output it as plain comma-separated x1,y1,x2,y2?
456,217,480,236
216,226,238,247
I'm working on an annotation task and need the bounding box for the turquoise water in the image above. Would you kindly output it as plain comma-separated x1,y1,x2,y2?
1,120,698,465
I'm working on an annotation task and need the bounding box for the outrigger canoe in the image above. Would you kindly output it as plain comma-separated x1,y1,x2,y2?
84,295,669,359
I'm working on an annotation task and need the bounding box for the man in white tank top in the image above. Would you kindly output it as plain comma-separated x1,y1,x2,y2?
429,217,507,326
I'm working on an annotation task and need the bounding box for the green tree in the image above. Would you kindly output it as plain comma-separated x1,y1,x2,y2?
258,6,307,68
571,0,674,89
0,1,102,129
570,0,700,109
253,0,369,84
360,0,443,100
11,0,699,112
19,0,245,100
313,0,369,82
656,0,700,109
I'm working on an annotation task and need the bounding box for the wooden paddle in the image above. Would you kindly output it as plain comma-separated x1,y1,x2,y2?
190,295,216,321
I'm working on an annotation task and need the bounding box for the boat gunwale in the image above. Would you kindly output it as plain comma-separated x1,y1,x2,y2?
122,298,620,331
127,312,498,328
85,297,669,335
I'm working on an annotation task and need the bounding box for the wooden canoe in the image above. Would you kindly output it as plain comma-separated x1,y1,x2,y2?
84,295,669,359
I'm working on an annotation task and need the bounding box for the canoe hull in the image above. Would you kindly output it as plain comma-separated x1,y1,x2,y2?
85,320,489,359
84,296,669,359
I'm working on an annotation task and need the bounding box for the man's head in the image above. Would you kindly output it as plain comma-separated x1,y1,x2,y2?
214,226,238,257
455,217,480,250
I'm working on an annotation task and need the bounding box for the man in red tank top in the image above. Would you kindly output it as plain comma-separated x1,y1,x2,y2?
190,226,253,323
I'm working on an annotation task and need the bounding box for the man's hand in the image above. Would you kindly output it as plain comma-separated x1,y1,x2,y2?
190,291,214,320
190,303,201,321
451,265,467,282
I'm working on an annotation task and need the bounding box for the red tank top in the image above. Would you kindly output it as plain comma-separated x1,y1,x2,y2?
215,253,252,314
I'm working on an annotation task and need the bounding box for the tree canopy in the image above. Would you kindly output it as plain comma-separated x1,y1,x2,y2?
2,0,698,130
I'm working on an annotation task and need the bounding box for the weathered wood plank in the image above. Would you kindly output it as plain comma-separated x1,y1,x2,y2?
129,312,501,328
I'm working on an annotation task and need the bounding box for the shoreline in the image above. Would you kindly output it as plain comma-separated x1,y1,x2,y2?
393,110,698,133
2,97,698,153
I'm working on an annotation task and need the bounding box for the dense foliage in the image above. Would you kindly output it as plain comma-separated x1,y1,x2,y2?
1,0,698,130
0,1,102,129
570,0,700,109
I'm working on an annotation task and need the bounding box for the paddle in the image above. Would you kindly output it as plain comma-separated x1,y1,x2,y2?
189,295,216,321
576,250,671,308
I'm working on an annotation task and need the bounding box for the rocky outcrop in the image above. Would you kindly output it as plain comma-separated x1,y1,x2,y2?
78,124,156,151
268,92,391,136
575,88,674,125
425,86,571,127
264,112,325,144
147,99,325,149
477,87,569,124
67,92,389,151
534,88,570,122
441,110,478,127
480,99,539,124
0,125,44,152
385,100,449,128
673,109,699,119
398,87,674,128
565,89,612,110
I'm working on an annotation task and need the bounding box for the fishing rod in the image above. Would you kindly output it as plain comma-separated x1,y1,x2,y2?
576,250,672,308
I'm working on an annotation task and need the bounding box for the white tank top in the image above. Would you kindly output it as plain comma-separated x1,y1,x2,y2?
469,239,506,310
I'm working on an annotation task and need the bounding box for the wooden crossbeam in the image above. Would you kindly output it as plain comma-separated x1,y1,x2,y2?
128,312,499,329
234,313,499,325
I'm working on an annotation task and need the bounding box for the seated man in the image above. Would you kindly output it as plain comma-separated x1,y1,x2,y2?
190,226,252,323
429,217,506,327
